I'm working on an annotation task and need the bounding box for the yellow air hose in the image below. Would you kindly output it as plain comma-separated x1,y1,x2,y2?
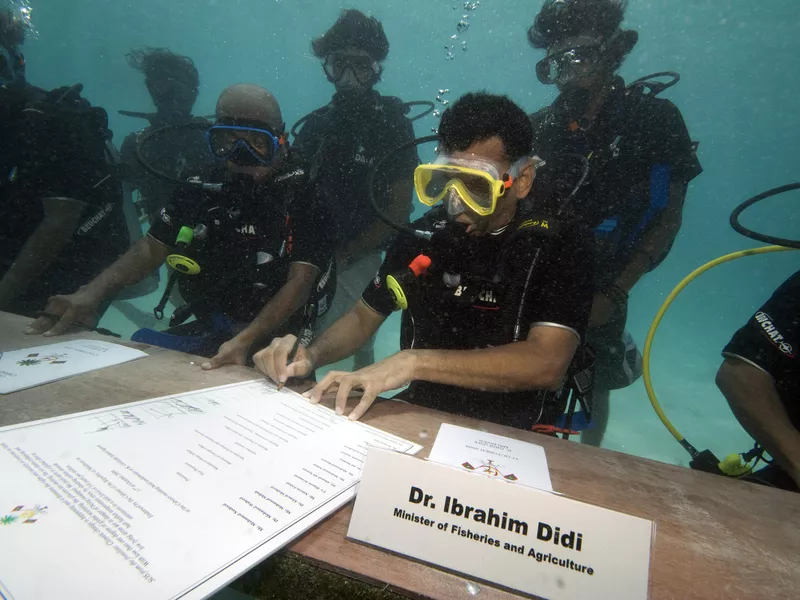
642,245,797,472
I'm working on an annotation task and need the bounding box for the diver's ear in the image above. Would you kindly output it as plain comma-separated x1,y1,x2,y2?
515,157,537,198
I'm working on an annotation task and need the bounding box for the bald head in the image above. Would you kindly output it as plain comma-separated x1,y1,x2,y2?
216,84,284,132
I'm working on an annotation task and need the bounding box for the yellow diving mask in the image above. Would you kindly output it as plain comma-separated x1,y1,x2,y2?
413,155,528,216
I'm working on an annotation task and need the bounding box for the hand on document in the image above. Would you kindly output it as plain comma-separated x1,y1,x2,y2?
253,334,315,385
305,352,416,421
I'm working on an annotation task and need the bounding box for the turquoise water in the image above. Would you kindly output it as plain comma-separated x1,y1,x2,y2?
15,0,799,466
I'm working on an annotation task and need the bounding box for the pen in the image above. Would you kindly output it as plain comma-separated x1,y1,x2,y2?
277,302,315,391
37,312,122,338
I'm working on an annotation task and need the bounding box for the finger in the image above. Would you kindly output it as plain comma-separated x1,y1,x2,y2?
200,353,224,370
275,336,297,384
285,358,313,381
252,346,272,380
309,371,342,404
43,308,78,337
348,386,379,421
335,376,356,416
25,315,57,335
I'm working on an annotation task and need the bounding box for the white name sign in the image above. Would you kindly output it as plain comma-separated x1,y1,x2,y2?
348,448,654,600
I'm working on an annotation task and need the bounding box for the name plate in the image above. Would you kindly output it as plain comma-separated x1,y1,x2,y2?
348,448,654,600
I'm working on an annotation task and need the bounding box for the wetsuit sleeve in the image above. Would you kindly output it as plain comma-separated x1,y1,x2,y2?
521,222,595,342
723,271,800,384
288,188,334,271
361,233,419,317
145,186,195,246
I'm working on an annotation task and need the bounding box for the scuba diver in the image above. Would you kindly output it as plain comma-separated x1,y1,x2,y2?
292,9,419,370
254,92,595,428
26,84,336,371
716,271,800,492
119,48,213,222
0,8,129,318
526,0,703,446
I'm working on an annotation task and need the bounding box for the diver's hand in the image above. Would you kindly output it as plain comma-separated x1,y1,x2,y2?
201,337,249,370
253,335,314,385
25,289,100,336
306,352,417,421
589,293,618,328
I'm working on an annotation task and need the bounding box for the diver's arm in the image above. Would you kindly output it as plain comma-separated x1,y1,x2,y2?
308,323,578,420
0,197,86,309
25,234,170,335
613,181,688,293
83,235,170,301
716,358,800,486
232,262,319,349
307,299,387,367
338,178,413,262
410,325,578,392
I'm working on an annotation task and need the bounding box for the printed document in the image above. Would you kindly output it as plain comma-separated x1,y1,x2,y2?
0,379,421,599
0,339,147,394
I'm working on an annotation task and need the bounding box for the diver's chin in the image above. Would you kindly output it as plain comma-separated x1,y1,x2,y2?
453,215,484,236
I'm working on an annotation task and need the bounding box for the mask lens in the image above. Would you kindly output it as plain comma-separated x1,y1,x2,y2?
415,165,497,213
324,53,377,84
206,126,279,163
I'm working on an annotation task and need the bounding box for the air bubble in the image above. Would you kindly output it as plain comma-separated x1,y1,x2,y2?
456,19,470,33
432,110,441,117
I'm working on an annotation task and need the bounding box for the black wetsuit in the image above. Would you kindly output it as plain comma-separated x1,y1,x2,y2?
361,202,595,430
723,270,800,492
146,161,335,355
293,90,418,251
0,83,128,316
530,77,702,388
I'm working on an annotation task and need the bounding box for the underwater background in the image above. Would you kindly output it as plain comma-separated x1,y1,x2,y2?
14,0,799,467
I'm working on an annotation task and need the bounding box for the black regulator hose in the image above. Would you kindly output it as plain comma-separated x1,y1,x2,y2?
403,100,436,122
730,183,800,249
134,121,214,186
366,134,440,240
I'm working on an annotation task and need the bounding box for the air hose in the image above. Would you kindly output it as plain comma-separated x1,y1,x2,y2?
643,183,799,475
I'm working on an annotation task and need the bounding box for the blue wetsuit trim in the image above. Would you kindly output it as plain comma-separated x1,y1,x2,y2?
623,163,671,248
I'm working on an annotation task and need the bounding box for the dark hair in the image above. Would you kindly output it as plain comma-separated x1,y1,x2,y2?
311,9,389,61
527,0,637,70
0,9,26,48
126,47,199,90
438,92,533,163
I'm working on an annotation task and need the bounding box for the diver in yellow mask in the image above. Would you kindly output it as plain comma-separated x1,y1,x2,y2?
255,92,596,430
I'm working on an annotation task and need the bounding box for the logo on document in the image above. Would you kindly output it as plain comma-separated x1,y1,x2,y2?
1,505,48,526
461,459,518,481
16,353,68,367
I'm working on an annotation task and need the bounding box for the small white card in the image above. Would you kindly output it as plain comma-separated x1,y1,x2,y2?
428,423,553,492
0,340,148,394
348,448,654,600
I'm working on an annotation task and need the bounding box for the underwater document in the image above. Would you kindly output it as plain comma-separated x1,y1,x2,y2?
0,339,148,394
428,423,552,492
0,379,421,600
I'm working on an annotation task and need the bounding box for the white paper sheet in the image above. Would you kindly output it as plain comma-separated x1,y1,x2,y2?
0,339,148,394
427,423,552,492
0,379,421,600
